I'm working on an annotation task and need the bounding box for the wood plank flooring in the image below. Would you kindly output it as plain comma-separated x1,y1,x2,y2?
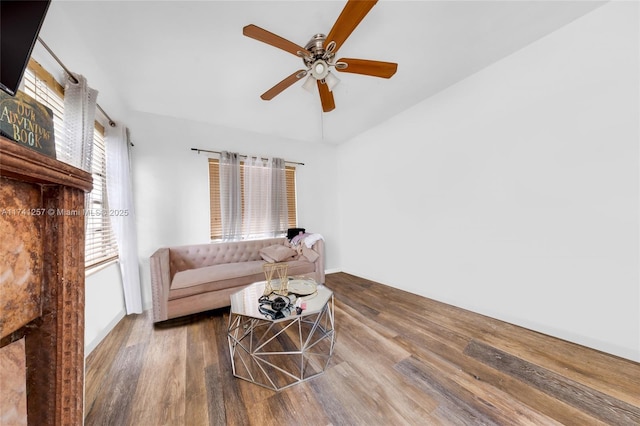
84,272,640,425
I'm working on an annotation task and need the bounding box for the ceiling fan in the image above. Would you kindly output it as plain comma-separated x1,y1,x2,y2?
243,0,397,113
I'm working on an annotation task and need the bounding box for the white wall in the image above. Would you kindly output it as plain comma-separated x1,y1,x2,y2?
337,1,639,361
84,264,126,354
128,111,339,310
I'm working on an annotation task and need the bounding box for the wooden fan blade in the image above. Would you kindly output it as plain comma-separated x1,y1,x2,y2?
336,58,397,78
261,70,307,100
326,0,378,53
243,24,306,57
317,80,336,112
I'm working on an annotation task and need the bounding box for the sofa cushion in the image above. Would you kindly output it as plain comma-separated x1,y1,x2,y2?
168,259,315,300
172,260,264,290
260,244,297,263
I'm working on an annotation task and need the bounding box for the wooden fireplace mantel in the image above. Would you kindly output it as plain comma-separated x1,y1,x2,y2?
0,134,92,425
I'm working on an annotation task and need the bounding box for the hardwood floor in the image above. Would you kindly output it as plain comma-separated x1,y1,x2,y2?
84,272,640,425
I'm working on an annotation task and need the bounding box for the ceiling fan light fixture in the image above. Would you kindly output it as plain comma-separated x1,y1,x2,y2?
325,71,340,92
310,59,329,80
302,75,316,92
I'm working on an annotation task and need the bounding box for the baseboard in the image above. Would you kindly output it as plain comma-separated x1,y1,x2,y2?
334,268,387,285
84,309,126,357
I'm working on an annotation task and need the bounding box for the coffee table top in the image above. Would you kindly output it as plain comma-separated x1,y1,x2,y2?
230,280,333,321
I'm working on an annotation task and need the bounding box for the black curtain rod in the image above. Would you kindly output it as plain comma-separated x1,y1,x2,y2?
191,148,304,166
37,37,116,128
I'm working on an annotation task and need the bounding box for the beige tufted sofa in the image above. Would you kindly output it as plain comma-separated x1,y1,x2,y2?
150,237,325,323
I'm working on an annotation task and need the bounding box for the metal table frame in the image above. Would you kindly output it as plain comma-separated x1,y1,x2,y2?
228,286,335,391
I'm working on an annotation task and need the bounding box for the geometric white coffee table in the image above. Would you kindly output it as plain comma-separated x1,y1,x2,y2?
227,280,335,391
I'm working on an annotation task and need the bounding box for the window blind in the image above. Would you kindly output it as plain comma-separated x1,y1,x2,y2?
84,125,118,268
22,60,67,159
285,165,297,229
209,159,222,239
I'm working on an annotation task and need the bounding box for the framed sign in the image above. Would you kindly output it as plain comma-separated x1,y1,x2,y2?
0,90,56,159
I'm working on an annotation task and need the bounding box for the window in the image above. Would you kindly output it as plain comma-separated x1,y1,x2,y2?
208,158,297,240
84,124,118,268
23,59,118,269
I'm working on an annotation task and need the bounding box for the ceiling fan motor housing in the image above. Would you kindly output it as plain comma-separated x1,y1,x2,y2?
305,33,329,57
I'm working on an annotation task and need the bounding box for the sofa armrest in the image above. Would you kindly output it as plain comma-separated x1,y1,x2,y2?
311,239,325,284
150,248,171,323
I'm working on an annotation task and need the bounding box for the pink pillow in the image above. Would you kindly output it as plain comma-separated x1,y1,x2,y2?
260,245,296,263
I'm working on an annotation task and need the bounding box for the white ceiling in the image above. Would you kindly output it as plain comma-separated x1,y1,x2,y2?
40,0,605,144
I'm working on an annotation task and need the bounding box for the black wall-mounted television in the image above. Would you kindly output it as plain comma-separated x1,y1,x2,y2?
1,0,51,96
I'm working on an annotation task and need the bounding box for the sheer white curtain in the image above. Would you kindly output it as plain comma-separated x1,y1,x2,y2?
106,125,142,314
219,151,241,240
243,156,271,238
62,73,98,171
243,156,288,239
270,157,288,235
